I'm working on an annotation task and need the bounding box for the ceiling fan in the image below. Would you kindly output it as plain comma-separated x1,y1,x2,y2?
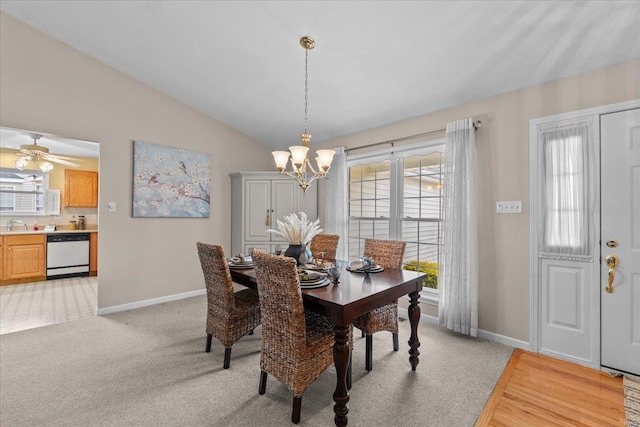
7,133,82,172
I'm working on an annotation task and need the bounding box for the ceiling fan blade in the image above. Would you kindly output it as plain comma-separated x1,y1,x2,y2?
45,153,83,161
46,157,81,167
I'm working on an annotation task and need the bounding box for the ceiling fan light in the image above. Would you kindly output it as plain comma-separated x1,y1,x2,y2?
39,161,54,172
14,157,28,170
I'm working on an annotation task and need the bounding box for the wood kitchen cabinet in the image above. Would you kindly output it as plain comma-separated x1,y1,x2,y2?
1,234,46,285
89,232,98,276
65,169,98,207
230,172,317,256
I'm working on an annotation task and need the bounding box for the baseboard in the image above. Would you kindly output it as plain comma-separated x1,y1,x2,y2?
477,329,531,350
97,288,206,315
538,348,596,369
398,307,531,350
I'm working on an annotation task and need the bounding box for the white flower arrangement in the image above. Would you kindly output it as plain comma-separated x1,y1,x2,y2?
267,212,322,245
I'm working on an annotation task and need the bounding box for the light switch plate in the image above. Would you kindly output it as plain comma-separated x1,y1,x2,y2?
108,202,116,212
496,201,522,213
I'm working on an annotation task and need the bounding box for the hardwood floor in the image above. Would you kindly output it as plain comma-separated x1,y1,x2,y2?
476,349,626,426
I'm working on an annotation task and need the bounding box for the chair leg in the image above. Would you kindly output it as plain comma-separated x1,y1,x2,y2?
248,329,254,335
365,334,373,371
292,396,302,424
205,334,212,353
223,348,232,369
393,332,399,351
258,370,267,395
361,330,365,338
347,352,352,390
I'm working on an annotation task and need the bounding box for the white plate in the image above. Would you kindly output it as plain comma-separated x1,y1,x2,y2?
229,263,254,269
299,271,326,282
346,265,384,273
300,278,331,289
303,262,332,271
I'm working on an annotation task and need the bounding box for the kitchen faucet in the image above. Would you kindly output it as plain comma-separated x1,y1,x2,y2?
7,219,28,231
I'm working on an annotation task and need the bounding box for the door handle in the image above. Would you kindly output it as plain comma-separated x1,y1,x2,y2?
605,255,618,294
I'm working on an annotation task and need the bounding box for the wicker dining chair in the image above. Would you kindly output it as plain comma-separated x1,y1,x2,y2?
309,233,340,263
196,242,261,369
252,250,351,424
352,238,406,371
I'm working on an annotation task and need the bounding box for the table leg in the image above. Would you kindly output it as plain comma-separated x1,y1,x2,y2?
408,290,421,371
333,325,350,426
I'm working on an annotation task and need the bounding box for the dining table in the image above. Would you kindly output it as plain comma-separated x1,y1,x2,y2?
230,260,426,427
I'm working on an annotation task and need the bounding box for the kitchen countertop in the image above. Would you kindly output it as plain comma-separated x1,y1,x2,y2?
0,228,98,236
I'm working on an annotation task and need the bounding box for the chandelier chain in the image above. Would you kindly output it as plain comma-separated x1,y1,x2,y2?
304,48,309,136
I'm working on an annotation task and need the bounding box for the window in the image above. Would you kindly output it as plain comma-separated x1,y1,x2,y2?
537,120,594,261
348,142,445,290
0,168,49,215
0,185,16,212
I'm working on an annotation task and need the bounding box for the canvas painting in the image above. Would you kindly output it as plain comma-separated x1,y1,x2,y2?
132,140,211,218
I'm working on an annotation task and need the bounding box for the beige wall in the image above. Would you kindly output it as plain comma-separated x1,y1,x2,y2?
317,58,640,342
0,13,274,308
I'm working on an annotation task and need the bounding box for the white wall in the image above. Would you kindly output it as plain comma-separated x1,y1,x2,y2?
0,12,274,309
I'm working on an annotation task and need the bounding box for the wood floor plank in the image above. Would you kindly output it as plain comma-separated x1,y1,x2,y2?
475,349,625,427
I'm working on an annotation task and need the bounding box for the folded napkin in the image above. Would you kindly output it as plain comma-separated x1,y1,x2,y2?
349,260,364,270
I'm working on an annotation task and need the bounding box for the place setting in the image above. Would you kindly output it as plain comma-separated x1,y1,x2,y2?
227,254,253,269
297,267,331,289
346,257,384,275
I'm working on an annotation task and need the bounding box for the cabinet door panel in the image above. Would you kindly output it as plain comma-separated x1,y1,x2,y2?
65,170,98,207
245,180,270,241
5,244,45,279
271,180,298,242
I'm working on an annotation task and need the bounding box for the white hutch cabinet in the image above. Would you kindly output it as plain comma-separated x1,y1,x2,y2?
230,172,318,256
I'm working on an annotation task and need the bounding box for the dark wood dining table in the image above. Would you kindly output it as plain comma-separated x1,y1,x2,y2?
230,261,425,427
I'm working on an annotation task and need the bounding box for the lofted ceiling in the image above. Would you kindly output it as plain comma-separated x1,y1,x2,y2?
1,1,639,152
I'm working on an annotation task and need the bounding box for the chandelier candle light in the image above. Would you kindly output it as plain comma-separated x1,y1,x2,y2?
272,36,335,193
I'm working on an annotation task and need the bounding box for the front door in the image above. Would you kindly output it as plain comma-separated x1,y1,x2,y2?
600,107,640,375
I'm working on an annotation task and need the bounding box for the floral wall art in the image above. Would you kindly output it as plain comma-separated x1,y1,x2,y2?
132,140,211,218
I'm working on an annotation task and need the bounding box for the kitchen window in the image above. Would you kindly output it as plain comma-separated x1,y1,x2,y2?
0,168,50,215
347,140,445,293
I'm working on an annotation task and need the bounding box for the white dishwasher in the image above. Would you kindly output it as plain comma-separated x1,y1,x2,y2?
46,233,90,279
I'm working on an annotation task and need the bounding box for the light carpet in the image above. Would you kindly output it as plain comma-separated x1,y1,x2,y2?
625,375,640,427
0,295,513,426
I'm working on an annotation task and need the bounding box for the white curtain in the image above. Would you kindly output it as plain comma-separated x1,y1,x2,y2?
439,118,478,337
537,120,594,262
323,147,348,260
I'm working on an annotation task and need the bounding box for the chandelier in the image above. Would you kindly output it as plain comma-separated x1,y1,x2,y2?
272,36,335,193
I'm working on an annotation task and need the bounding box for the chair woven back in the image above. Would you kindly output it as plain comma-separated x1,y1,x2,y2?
197,242,235,314
252,251,307,365
364,238,406,269
310,233,340,262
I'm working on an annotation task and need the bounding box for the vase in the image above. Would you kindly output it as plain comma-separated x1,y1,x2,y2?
284,244,303,265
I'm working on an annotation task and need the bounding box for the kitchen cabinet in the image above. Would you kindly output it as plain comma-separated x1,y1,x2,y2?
89,232,98,276
230,172,317,256
65,169,98,207
1,234,46,284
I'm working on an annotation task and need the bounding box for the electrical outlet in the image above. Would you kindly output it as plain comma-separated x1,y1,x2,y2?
108,202,116,212
496,201,522,214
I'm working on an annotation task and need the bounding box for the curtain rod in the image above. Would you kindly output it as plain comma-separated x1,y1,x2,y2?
345,120,482,153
